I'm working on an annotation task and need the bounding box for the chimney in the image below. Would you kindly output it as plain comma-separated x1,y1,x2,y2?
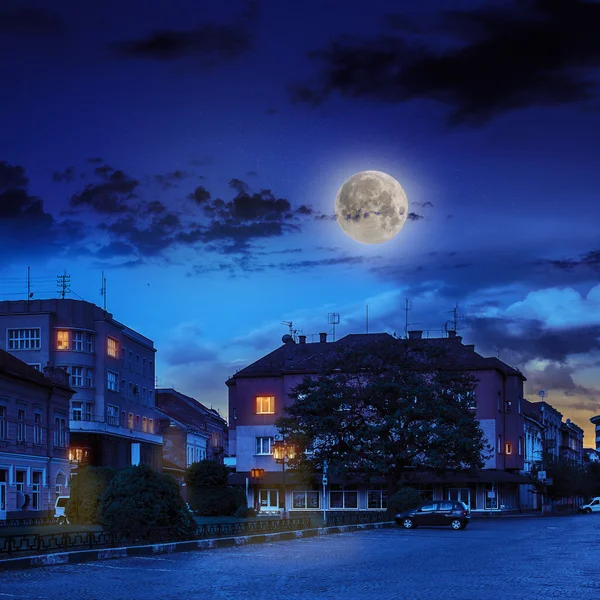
407,330,422,340
447,330,457,338
319,332,327,343
298,335,306,344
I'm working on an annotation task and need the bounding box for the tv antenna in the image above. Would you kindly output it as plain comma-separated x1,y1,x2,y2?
328,312,340,341
281,320,300,342
444,302,465,336
100,271,107,312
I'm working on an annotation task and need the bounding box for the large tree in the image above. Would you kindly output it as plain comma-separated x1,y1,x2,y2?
276,338,492,500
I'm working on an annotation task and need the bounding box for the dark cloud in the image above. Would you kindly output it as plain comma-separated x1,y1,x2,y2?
189,186,211,204
295,205,313,216
154,170,188,189
52,166,76,183
293,0,600,125
70,169,139,214
113,1,258,65
314,213,336,221
0,8,64,37
0,161,28,188
95,241,136,259
537,249,600,273
277,256,376,270
408,212,423,221
422,201,434,208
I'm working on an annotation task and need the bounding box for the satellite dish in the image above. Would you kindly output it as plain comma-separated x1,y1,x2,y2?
282,334,294,344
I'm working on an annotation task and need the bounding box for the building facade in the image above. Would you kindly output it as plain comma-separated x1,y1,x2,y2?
0,350,74,521
590,415,600,451
227,331,528,516
520,399,545,510
0,299,162,472
560,419,584,465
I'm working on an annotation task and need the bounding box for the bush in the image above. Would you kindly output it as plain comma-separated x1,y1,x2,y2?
185,460,230,488
191,486,246,516
388,486,422,513
234,506,257,518
100,464,195,539
65,466,116,524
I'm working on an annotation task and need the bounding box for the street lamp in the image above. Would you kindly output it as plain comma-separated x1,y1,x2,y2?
250,468,264,512
273,435,296,518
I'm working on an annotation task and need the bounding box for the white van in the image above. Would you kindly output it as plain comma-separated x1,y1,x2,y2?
579,497,600,514
55,496,70,524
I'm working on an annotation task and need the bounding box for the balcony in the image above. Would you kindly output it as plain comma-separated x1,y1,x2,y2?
69,413,162,444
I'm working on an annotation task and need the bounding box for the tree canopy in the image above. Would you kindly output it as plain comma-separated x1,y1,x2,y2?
276,338,492,494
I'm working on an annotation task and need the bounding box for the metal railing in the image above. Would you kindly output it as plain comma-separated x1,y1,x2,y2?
326,512,388,526
0,517,311,557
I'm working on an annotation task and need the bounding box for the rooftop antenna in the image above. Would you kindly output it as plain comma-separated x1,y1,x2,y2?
100,271,107,312
27,266,32,310
328,312,340,341
404,298,412,339
57,270,70,299
281,320,293,337
444,302,465,336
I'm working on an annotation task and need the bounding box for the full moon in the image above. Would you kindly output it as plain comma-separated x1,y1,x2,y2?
335,170,408,244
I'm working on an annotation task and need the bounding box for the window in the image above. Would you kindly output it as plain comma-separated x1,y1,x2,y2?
54,417,66,447
107,405,119,426
85,333,94,353
128,382,133,399
292,490,320,509
85,368,94,388
15,470,25,493
34,412,42,444
128,413,133,429
149,361,153,378
148,390,153,407
107,370,119,392
8,328,41,350
143,358,147,376
121,347,126,368
57,330,69,350
417,485,434,502
142,388,147,405
107,337,118,358
148,419,153,434
0,406,5,439
329,484,358,509
121,379,126,399
72,402,82,421
135,355,140,373
128,351,132,370
71,366,83,387
420,503,437,512
518,437,523,456
505,442,513,455
497,435,502,453
121,410,126,427
135,415,140,430
367,488,388,509
17,409,25,442
32,472,41,510
256,437,274,455
83,403,92,421
134,385,140,400
142,417,147,432
256,395,275,414
73,331,83,351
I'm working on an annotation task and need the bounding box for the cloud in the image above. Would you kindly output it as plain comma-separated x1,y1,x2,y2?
52,166,77,183
113,1,258,66
70,167,139,214
293,0,600,125
537,248,600,273
0,7,64,37
408,212,423,221
154,170,188,189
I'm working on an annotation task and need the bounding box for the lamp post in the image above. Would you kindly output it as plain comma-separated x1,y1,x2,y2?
250,468,264,512
273,434,296,519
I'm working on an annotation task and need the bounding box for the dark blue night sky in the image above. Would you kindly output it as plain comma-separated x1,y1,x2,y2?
1,0,599,441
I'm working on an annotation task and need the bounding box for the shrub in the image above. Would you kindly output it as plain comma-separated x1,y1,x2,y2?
191,486,246,516
234,506,257,518
388,486,422,513
185,460,230,488
100,464,195,539
65,466,116,524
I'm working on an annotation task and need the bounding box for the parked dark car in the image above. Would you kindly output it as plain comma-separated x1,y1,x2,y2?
395,501,470,530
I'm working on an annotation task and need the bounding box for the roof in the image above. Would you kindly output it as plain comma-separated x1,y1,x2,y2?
0,349,72,392
156,388,227,430
229,333,526,381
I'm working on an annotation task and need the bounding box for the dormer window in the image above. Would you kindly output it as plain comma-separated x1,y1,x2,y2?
256,395,274,414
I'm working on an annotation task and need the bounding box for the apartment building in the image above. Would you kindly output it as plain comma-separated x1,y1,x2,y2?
0,299,162,471
227,330,528,516
0,350,74,521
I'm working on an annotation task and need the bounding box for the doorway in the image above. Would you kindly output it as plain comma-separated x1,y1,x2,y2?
448,487,471,510
259,489,279,511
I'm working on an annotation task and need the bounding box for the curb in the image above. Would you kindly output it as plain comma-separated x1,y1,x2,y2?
0,522,396,572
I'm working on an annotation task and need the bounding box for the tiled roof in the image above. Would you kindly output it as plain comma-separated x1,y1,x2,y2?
230,333,526,380
0,349,54,388
156,388,227,430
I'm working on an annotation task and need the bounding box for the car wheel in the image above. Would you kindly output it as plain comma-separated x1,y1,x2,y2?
586,508,592,514
402,518,415,529
450,519,463,530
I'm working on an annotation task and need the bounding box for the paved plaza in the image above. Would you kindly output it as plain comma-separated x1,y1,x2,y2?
2,515,600,600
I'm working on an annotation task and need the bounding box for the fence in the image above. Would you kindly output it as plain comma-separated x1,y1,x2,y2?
326,512,388,526
0,517,311,557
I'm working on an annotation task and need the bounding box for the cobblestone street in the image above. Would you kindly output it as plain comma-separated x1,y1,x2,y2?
2,515,600,600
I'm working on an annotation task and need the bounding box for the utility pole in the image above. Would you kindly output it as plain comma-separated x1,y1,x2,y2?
56,270,70,299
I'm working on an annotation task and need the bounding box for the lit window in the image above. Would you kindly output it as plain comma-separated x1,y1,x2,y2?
256,437,274,455
256,395,275,414
505,442,513,455
57,330,69,350
8,328,41,350
128,413,134,429
107,337,118,358
149,418,153,433
142,417,147,432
